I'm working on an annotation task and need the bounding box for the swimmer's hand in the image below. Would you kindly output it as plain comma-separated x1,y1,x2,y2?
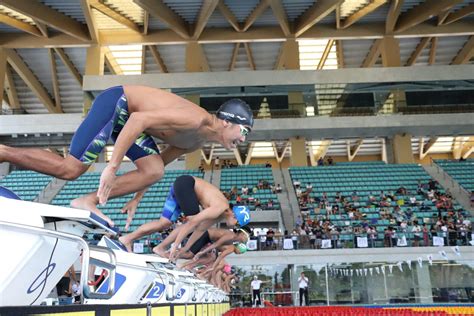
98,165,117,205
121,198,139,231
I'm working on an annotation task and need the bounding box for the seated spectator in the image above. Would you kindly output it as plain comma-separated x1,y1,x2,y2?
252,186,258,194
275,184,282,193
258,180,264,189
306,183,313,190
265,161,272,168
352,191,360,202
412,221,422,247
409,196,417,206
317,157,324,166
267,199,274,209
327,156,334,165
242,185,249,195
296,187,302,197
396,186,407,195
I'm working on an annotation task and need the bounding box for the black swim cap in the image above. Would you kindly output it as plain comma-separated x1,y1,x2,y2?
216,99,254,128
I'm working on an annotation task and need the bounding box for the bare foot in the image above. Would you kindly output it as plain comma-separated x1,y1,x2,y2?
71,196,115,227
153,246,169,259
118,236,133,252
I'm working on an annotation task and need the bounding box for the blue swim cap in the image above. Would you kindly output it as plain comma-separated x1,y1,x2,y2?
232,205,250,227
216,99,254,128
0,186,21,200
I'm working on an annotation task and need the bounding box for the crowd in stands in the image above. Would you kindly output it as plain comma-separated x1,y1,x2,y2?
222,179,282,211
254,177,473,250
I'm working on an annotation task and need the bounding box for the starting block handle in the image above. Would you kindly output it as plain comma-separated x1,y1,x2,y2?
82,245,117,300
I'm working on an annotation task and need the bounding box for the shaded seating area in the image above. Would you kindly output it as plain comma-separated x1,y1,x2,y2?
289,163,471,248
220,165,280,211
0,170,52,201
435,159,474,193
51,170,203,233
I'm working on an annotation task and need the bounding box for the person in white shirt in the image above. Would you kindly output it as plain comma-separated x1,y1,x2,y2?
411,221,422,247
298,272,309,306
250,275,267,307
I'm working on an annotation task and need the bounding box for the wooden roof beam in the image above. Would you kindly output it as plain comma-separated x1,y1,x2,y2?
318,39,334,70
336,40,344,68
0,49,5,107
229,42,240,71
217,0,241,32
103,47,124,75
295,0,342,37
90,0,141,33
419,137,437,159
4,64,20,110
429,37,437,65
451,35,474,65
53,48,83,86
2,0,90,42
347,139,363,161
244,43,256,70
341,0,387,29
133,0,190,39
149,45,168,73
395,0,463,33
80,0,99,42
193,0,219,39
48,49,61,111
386,0,404,33
442,4,474,25
406,37,431,66
5,49,61,113
269,0,291,37
243,0,271,32
0,13,42,37
361,39,382,67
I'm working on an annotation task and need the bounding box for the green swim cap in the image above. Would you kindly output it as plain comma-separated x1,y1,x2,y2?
235,243,247,254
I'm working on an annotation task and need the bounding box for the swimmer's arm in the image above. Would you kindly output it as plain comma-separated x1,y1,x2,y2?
195,233,235,258
170,205,225,257
212,246,234,271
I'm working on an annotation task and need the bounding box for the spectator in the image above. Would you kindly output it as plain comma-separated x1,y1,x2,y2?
412,221,422,247
265,161,272,168
266,228,275,249
327,157,334,165
275,184,282,193
242,185,249,195
298,272,309,306
317,157,324,166
214,156,220,170
422,223,430,246
291,230,299,249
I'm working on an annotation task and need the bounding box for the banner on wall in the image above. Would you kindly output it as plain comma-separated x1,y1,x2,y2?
357,237,368,248
133,243,144,253
433,236,444,246
321,239,332,249
247,240,258,251
283,238,294,250
397,235,407,247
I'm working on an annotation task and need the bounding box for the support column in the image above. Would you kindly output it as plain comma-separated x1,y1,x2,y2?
279,39,305,116
290,137,307,167
83,45,104,114
0,48,6,111
392,134,415,164
415,265,433,303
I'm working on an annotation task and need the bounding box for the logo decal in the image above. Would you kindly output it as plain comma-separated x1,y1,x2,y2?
145,281,166,300
236,206,250,222
27,263,56,294
176,288,186,299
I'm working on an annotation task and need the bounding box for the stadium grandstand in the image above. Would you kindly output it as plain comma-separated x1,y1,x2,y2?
0,1,473,316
